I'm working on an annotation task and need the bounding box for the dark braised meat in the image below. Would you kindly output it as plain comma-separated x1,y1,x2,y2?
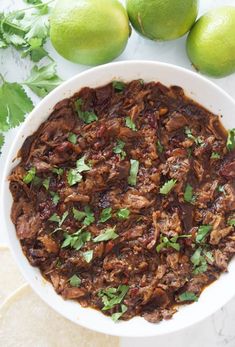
9,80,235,323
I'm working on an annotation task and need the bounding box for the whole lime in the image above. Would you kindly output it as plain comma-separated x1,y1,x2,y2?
187,6,235,77
50,0,130,66
126,0,198,41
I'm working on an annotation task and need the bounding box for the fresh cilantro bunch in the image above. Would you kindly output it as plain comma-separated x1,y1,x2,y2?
0,0,62,153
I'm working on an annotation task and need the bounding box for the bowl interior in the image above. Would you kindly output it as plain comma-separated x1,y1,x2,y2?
2,61,235,337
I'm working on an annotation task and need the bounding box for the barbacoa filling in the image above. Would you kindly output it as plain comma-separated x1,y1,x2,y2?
9,80,235,323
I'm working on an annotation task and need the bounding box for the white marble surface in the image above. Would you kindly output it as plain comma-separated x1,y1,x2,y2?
0,0,235,346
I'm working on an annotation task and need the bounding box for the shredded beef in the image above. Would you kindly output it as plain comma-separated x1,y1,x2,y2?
9,80,235,322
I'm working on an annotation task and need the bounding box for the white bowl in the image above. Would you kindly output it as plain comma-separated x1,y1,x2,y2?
2,61,235,337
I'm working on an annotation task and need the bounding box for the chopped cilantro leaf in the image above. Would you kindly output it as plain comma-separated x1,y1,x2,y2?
125,117,137,131
52,167,64,176
93,227,118,243
226,128,235,151
69,274,81,287
185,127,203,146
128,159,139,186
98,285,129,311
112,304,127,322
67,156,90,186
62,229,91,250
42,177,50,190
112,81,125,92
50,191,60,205
211,152,220,159
83,206,95,226
23,167,36,184
75,98,98,124
83,250,93,263
76,156,91,172
160,179,177,195
196,225,212,243
157,140,164,154
67,169,82,186
116,208,130,220
228,219,235,227
73,208,86,221
113,139,126,160
99,207,112,223
178,291,198,302
68,132,77,144
184,183,194,203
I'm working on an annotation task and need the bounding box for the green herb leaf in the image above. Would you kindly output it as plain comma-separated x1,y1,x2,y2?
23,167,36,184
83,206,95,226
52,167,64,176
178,291,198,302
75,98,98,124
185,127,203,146
191,247,209,274
228,219,235,227
156,235,181,253
160,179,177,195
157,140,164,154
49,213,60,223
128,159,139,186
99,208,112,223
73,208,86,221
24,63,62,98
217,185,225,193
42,177,50,190
50,191,60,205
49,211,68,227
93,227,118,243
112,304,127,322
196,225,212,243
98,285,129,311
76,156,91,172
83,250,93,263
113,139,126,160
227,128,235,151
21,37,47,62
191,247,202,267
0,80,33,132
67,169,82,186
68,132,77,144
69,274,81,287
62,229,91,250
125,117,137,131
211,152,220,159
112,81,125,92
116,208,130,220
184,183,193,203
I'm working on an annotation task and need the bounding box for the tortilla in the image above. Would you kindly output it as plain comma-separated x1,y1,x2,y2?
0,284,119,346
0,246,25,304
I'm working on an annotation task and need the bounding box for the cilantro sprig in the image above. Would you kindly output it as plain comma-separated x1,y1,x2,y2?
67,156,91,186
113,139,126,160
160,179,177,195
75,98,98,124
98,285,129,311
93,226,118,243
178,291,198,302
128,159,139,186
226,128,235,151
99,207,112,223
125,117,137,131
156,234,191,253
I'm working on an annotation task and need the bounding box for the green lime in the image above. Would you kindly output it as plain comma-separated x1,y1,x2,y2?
50,0,130,66
126,0,198,41
187,6,235,77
